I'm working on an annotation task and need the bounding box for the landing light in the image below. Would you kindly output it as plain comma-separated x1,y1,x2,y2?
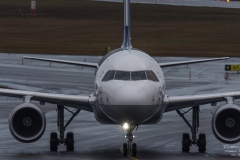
122,123,129,130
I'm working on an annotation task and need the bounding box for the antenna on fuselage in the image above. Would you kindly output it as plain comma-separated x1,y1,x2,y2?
121,0,132,50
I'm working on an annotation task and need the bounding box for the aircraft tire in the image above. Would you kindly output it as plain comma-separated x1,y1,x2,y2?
132,143,137,156
198,133,206,153
66,132,74,151
123,143,128,157
182,133,190,152
50,132,58,151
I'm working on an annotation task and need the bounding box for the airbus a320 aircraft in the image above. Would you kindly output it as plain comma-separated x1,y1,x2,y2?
1,0,239,157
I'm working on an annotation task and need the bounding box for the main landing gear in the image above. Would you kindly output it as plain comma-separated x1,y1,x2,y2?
50,105,81,152
176,106,206,153
122,123,137,157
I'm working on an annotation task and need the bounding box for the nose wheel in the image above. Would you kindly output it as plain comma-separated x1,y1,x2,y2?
122,124,137,157
122,143,128,156
122,142,137,157
132,143,137,156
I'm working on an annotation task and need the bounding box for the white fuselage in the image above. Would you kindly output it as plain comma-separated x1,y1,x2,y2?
93,49,166,125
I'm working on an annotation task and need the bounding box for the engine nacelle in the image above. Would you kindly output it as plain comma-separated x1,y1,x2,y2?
9,103,46,143
212,104,240,144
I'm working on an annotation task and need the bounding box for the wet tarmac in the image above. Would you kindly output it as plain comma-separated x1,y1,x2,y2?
94,0,240,9
0,53,240,159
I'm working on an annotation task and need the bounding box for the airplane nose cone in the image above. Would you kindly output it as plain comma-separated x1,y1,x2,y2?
112,86,150,119
100,86,158,122
114,86,148,105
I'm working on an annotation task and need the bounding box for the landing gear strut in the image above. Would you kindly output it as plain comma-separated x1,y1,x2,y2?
50,105,81,152
122,123,137,157
176,106,206,153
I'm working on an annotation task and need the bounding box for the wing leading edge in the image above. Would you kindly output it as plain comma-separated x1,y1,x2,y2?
0,88,95,112
164,91,240,112
23,56,98,68
159,57,229,68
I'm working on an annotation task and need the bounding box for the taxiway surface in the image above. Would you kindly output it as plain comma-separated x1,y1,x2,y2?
0,53,239,159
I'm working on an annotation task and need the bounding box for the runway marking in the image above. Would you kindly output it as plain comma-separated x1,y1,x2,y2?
127,155,139,160
135,126,210,142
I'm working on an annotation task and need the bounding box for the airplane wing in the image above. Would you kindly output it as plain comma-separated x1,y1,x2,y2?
159,57,229,68
23,56,98,68
0,88,94,112
164,91,240,112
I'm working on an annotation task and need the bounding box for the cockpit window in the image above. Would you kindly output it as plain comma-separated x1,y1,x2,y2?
146,71,155,81
146,71,159,82
150,71,159,82
102,70,111,81
131,71,147,80
102,70,159,82
114,71,130,80
105,70,115,81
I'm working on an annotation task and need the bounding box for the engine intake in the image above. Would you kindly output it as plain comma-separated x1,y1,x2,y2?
212,104,240,144
9,103,46,143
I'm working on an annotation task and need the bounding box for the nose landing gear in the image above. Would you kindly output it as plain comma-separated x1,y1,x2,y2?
122,123,137,157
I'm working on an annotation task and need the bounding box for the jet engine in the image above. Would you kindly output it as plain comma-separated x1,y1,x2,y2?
9,103,46,143
212,104,240,144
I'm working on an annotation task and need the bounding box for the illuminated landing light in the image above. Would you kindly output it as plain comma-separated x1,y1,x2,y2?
226,0,230,2
122,123,129,130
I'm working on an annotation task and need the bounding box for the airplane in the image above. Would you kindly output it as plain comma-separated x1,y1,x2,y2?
0,0,239,157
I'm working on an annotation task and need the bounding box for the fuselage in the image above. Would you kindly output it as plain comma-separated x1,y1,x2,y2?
92,48,166,125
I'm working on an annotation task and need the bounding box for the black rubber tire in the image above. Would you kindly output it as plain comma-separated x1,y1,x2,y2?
66,132,74,151
132,143,137,157
50,132,58,151
123,143,128,157
198,133,206,153
182,133,190,152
